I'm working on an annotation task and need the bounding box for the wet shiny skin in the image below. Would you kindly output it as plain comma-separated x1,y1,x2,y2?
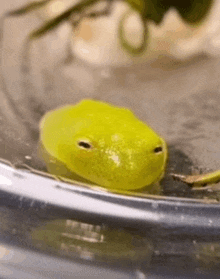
40,100,167,190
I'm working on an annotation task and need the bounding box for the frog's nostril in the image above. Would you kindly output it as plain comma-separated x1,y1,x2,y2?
78,141,93,149
154,146,163,153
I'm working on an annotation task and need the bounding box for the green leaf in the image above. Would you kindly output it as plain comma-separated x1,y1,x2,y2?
29,0,98,39
6,0,52,16
175,0,214,24
143,0,169,24
127,0,169,24
126,0,145,14
128,0,214,25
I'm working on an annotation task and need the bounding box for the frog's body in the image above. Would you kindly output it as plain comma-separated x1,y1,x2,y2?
40,100,167,191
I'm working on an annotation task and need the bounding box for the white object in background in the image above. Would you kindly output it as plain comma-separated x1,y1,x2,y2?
38,0,220,65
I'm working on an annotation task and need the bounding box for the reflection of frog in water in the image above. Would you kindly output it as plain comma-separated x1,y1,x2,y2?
40,99,167,191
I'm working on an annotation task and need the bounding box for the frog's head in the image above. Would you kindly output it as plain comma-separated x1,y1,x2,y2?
41,100,168,191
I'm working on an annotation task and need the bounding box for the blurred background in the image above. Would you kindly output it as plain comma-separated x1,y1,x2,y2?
1,0,220,176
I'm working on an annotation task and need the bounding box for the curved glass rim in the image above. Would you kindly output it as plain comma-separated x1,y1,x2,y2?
1,161,220,236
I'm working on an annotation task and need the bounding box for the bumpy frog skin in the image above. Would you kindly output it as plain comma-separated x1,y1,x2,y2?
40,100,168,191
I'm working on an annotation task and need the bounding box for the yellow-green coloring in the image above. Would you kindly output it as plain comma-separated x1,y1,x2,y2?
40,100,167,191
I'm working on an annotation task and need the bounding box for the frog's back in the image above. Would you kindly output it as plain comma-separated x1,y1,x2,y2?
68,99,136,122
41,99,135,126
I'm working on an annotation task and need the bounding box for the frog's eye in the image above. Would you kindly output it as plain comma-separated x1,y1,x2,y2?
153,146,163,153
77,140,93,150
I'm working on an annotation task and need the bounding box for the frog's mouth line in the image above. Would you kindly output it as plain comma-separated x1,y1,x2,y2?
62,163,97,185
